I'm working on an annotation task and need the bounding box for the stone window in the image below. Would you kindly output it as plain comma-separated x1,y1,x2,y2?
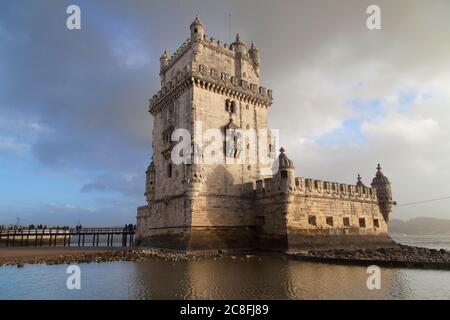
225,99,231,112
194,28,198,33
343,217,350,227
326,216,333,226
167,163,172,178
199,64,206,75
359,218,366,228
308,215,317,226
257,216,265,225
211,68,217,79
373,219,380,228
230,101,236,113
247,165,251,171
281,170,288,179
225,130,242,159
259,87,266,95
221,72,228,83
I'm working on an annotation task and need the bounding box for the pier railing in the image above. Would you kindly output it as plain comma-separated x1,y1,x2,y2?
0,227,135,248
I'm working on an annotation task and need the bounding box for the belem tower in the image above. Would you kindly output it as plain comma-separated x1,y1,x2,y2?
136,17,396,252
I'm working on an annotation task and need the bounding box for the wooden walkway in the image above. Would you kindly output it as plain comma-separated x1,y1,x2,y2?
0,227,135,248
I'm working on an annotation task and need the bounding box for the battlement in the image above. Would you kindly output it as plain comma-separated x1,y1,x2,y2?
149,18,272,116
255,176,377,201
161,38,192,74
149,62,273,115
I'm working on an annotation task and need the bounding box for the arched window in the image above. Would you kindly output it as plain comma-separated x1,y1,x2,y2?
225,99,230,112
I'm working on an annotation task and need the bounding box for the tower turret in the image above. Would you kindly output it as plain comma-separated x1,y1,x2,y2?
248,41,261,76
356,173,365,187
145,160,155,204
231,34,247,56
190,15,204,42
371,164,394,222
160,50,169,71
277,147,295,191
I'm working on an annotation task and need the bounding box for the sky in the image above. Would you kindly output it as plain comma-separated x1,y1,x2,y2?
1,0,450,226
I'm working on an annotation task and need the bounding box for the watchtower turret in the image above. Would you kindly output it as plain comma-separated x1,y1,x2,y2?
356,173,365,187
145,160,155,204
371,164,394,222
231,34,247,56
248,41,261,76
160,50,169,71
190,15,204,42
277,147,295,191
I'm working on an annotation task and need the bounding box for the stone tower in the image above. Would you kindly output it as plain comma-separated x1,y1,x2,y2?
137,16,273,250
137,17,395,252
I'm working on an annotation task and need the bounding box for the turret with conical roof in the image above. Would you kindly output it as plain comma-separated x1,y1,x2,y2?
190,15,204,42
145,160,155,203
231,34,247,55
160,50,169,71
277,147,295,190
248,41,261,76
356,173,365,188
371,164,394,222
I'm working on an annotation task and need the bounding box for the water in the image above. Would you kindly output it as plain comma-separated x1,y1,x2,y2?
392,234,450,250
1,235,449,300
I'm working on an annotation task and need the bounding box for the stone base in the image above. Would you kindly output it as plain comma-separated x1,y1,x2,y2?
138,226,395,253
285,232,396,252
138,226,258,253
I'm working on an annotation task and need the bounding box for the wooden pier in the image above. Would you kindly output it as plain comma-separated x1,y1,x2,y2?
0,227,135,248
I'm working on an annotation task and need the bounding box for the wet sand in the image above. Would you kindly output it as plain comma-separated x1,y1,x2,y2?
0,247,193,267
0,247,128,260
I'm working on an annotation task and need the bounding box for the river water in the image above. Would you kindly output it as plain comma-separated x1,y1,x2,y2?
0,236,449,300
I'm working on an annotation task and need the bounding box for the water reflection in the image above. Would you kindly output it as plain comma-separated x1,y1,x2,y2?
1,256,450,299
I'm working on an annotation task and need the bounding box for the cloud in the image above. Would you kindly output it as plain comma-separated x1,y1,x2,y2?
81,173,143,197
0,136,29,154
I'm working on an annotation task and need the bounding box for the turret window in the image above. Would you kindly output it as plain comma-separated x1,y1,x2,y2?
281,170,288,179
308,215,317,226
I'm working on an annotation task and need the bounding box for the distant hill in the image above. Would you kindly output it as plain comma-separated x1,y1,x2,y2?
389,217,450,235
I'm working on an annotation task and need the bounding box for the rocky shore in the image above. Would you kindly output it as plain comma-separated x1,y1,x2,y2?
0,249,196,267
2,244,450,270
290,244,450,270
